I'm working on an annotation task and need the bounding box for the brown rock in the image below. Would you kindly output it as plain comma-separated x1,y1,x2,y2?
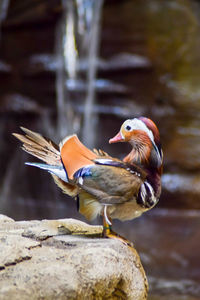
0,216,148,300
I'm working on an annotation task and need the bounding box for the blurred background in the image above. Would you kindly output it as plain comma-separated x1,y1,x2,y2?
0,0,200,299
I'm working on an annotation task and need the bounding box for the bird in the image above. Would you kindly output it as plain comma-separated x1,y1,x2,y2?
13,117,163,245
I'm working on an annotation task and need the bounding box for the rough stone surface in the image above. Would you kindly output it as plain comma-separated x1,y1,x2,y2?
0,214,148,300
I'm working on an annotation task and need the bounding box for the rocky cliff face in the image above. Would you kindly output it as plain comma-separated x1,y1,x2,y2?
0,214,148,300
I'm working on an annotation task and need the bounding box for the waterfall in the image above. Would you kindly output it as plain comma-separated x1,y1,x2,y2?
0,0,10,40
81,0,104,148
55,0,104,146
0,0,9,22
55,0,77,139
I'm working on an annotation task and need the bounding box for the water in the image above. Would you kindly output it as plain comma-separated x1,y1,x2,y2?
0,0,9,23
0,0,9,42
55,0,104,146
55,0,77,139
81,0,104,148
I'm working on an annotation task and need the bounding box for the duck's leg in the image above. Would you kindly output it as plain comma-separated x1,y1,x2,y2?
102,206,113,237
102,206,133,247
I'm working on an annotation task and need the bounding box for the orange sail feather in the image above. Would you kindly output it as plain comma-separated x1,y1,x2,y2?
60,135,97,180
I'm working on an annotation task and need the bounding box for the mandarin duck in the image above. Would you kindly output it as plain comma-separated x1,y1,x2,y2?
13,117,163,244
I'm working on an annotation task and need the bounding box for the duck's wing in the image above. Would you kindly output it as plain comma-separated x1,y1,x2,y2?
73,159,146,205
59,134,147,204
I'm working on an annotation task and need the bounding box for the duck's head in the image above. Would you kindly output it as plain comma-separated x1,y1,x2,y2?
109,117,163,168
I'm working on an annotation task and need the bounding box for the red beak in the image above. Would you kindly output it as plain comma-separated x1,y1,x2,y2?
109,131,124,144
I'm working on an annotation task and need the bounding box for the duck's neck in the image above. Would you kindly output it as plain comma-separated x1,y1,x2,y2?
123,145,163,198
123,144,151,167
124,139,162,169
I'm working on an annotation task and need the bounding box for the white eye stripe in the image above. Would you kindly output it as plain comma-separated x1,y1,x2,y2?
122,119,155,144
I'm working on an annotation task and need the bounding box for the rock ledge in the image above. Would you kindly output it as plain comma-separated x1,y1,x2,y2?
0,214,148,300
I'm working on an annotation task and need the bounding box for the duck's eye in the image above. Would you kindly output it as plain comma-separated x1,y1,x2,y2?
125,125,132,131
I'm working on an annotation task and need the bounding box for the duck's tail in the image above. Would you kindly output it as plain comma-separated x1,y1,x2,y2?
13,127,61,166
13,127,78,196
